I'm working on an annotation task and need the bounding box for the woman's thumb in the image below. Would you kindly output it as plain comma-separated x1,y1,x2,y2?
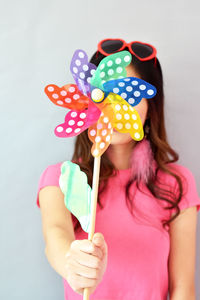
92,232,107,255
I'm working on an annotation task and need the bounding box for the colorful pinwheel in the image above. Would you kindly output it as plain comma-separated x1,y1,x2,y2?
44,49,157,299
45,49,157,157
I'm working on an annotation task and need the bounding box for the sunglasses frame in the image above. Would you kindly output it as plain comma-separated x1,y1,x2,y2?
97,38,157,62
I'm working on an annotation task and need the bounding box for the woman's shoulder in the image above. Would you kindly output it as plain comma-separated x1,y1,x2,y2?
157,161,195,182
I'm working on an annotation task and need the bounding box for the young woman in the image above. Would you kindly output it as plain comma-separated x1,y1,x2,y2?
37,39,200,300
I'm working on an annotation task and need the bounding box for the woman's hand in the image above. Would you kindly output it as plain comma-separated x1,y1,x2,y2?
64,232,108,296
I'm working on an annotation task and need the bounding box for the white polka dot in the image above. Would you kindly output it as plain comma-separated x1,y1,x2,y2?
69,87,75,93
73,94,80,100
75,59,81,66
60,90,67,96
134,91,141,97
82,64,89,71
106,135,111,141
100,142,105,149
100,63,105,70
108,69,114,75
128,98,135,104
123,105,128,111
139,84,146,90
65,98,71,103
68,120,75,126
116,113,122,120
118,82,125,87
71,112,77,118
78,52,84,58
133,123,139,129
129,106,134,111
147,89,154,95
93,149,99,156
73,67,78,73
102,129,107,136
57,100,63,105
74,128,81,133
113,88,119,93
117,123,123,129
77,121,84,126
95,136,101,142
124,55,130,62
52,93,59,99
66,127,72,133
132,80,138,85
107,60,113,66
90,69,95,75
108,122,112,129
87,77,91,83
90,129,96,136
132,114,137,120
103,117,109,123
97,123,103,129
116,67,123,73
126,86,133,92
56,126,63,132
124,113,130,120
121,92,127,99
100,72,105,78
115,58,121,64
124,78,131,81
115,104,121,111
80,113,86,119
80,72,85,79
134,132,140,139
125,123,131,129
47,86,54,92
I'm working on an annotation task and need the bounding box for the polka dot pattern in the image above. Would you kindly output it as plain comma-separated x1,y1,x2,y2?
70,49,97,96
45,84,89,110
54,101,101,139
103,76,157,107
105,93,144,141
90,51,132,90
88,113,113,157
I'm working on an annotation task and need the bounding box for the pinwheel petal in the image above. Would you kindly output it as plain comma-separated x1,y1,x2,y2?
103,77,157,107
103,93,144,141
90,51,132,89
54,101,101,137
70,49,97,96
45,84,89,110
88,111,113,157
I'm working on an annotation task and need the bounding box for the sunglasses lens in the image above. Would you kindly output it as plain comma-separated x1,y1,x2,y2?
101,40,124,54
131,43,153,59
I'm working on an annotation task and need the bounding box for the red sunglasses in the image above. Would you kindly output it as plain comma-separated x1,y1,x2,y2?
97,38,157,64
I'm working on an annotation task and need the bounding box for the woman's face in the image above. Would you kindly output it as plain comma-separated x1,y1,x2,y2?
110,64,148,145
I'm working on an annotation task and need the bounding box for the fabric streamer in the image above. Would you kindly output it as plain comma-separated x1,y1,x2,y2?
44,48,157,299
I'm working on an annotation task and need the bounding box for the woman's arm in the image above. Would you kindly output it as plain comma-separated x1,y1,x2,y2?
39,186,76,279
168,206,198,300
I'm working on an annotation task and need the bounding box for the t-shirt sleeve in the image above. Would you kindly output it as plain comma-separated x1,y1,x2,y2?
36,163,61,208
36,162,78,228
170,165,200,215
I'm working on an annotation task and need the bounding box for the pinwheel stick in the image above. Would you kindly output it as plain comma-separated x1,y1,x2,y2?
83,155,101,300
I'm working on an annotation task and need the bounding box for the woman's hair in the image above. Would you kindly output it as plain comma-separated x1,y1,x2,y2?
72,47,184,233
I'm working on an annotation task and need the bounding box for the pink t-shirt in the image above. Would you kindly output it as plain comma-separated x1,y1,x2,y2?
36,162,200,300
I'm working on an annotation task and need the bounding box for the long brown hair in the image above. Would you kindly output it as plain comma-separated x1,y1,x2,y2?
72,48,184,233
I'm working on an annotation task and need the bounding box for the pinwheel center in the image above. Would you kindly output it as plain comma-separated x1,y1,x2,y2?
91,88,105,103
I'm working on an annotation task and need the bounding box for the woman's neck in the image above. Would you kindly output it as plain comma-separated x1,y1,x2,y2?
106,141,136,170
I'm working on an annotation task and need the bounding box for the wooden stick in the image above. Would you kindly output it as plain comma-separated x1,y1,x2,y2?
83,155,101,300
